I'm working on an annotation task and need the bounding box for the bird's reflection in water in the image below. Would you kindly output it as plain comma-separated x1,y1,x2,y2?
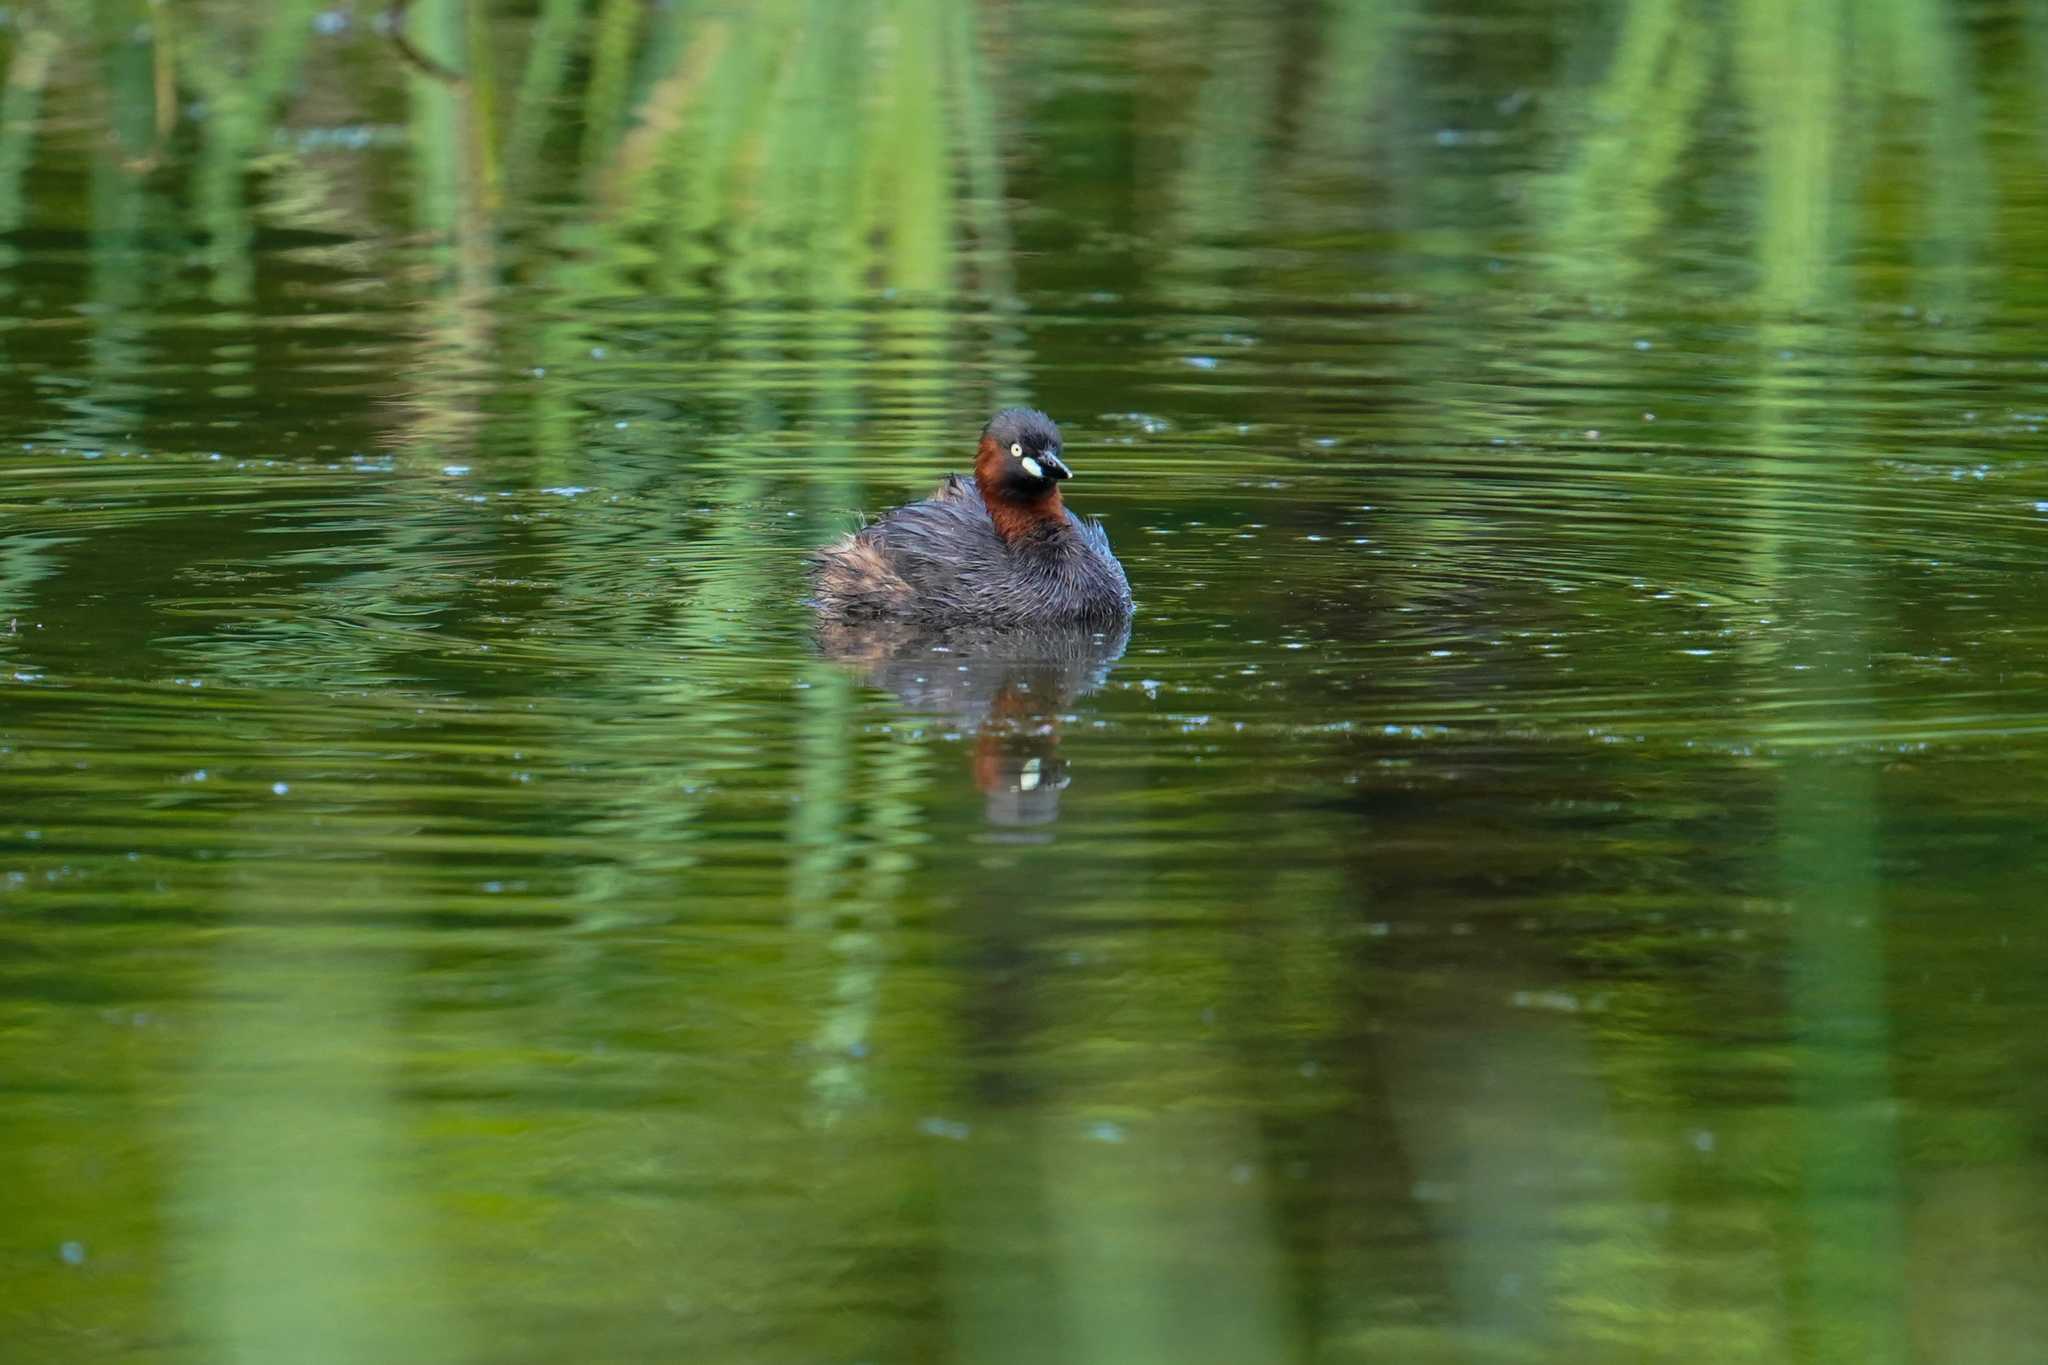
814,618,1130,832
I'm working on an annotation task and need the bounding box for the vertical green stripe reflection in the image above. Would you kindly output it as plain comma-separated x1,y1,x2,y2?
177,919,459,1359
1741,6,1906,1357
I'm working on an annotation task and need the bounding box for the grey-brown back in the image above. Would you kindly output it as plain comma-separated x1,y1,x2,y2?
809,476,1132,625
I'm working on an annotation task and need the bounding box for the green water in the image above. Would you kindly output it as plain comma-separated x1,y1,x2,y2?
5,1,2048,1361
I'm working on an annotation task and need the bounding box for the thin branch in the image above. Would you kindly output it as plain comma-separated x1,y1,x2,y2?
385,0,465,86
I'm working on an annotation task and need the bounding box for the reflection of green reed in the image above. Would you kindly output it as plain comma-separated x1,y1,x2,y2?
1531,1,1968,1352
1294,0,1402,173
503,0,582,206
0,22,59,254
1737,0,1842,311
67,1,158,447
1165,11,1283,309
1546,0,1992,308
1743,9,1907,1361
0,17,78,646
179,1,318,305
1862,0,1989,313
1547,0,1718,293
180,896,466,1363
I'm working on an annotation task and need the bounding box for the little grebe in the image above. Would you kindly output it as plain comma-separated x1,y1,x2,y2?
808,408,1133,626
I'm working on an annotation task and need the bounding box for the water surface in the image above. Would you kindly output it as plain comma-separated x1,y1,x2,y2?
5,2,2048,1361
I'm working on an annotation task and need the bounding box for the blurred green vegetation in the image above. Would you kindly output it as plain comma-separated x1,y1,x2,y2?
0,0,2031,396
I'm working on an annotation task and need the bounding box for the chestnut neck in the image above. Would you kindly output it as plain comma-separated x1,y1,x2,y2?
973,434,1067,545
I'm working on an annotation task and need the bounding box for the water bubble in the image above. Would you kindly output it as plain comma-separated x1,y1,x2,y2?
1511,989,1582,1013
271,781,290,796
1102,412,1173,434
1182,355,1219,370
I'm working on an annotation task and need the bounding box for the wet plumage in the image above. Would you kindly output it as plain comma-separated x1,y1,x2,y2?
808,409,1133,626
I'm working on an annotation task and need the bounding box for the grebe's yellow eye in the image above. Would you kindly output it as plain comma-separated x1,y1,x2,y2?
1010,443,1023,458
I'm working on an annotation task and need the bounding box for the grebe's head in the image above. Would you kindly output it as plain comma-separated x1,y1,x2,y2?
978,407,1071,497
